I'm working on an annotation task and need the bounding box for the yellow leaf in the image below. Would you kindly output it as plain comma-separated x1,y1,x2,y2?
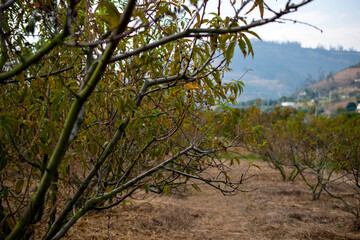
17,72,25,85
99,0,122,29
172,89,181,96
210,36,217,51
185,83,197,90
245,2,258,15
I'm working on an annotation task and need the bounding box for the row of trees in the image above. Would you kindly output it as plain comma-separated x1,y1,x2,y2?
221,106,360,220
0,0,314,239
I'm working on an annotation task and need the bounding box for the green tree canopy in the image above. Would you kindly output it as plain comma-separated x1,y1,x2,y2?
346,102,357,112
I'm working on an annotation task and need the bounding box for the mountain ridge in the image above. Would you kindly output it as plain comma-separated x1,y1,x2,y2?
224,41,360,101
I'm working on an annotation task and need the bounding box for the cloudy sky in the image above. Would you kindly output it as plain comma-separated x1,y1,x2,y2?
244,0,360,51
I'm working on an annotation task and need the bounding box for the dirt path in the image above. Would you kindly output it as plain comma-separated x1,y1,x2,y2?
68,161,360,240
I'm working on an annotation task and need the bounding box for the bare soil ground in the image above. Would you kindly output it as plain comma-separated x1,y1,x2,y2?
323,98,358,112
67,161,360,240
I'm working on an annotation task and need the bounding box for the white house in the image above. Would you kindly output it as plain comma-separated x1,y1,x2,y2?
281,102,296,107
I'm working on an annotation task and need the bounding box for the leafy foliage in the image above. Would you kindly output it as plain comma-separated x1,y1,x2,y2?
0,0,313,239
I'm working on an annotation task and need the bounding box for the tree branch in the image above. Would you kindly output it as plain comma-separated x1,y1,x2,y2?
110,0,314,63
0,66,74,85
51,145,193,240
5,0,138,237
0,29,68,84
0,0,16,10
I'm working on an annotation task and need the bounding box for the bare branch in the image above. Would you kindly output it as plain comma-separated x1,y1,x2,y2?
0,0,16,10
110,0,314,63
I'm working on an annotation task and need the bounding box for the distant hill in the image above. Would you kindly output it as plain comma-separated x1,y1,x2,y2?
223,41,360,101
304,65,360,113
309,66,360,90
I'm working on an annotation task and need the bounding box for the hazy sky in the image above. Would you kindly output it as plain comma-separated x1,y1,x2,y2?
243,0,360,51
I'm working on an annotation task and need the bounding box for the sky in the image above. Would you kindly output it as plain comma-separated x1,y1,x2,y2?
221,0,360,51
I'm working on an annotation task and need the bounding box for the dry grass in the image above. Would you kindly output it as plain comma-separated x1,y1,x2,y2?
66,161,360,240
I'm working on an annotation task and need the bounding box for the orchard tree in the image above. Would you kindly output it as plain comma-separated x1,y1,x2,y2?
318,114,360,220
0,0,314,239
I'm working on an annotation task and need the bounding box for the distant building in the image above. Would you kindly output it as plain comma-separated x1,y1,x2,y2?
281,102,296,107
299,91,306,96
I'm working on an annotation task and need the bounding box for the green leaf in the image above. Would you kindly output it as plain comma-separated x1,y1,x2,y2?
0,144,6,170
243,34,254,57
136,9,148,24
164,185,170,195
207,96,215,105
245,1,258,15
144,184,150,193
244,30,262,40
15,179,25,193
181,4,192,16
238,38,247,58
40,143,53,156
257,0,264,18
2,186,8,200
225,40,236,65
155,171,163,180
203,78,214,88
191,183,201,192
98,0,121,29
230,158,234,166
251,163,262,170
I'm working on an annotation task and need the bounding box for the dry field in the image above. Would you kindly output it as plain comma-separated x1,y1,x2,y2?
67,161,360,240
